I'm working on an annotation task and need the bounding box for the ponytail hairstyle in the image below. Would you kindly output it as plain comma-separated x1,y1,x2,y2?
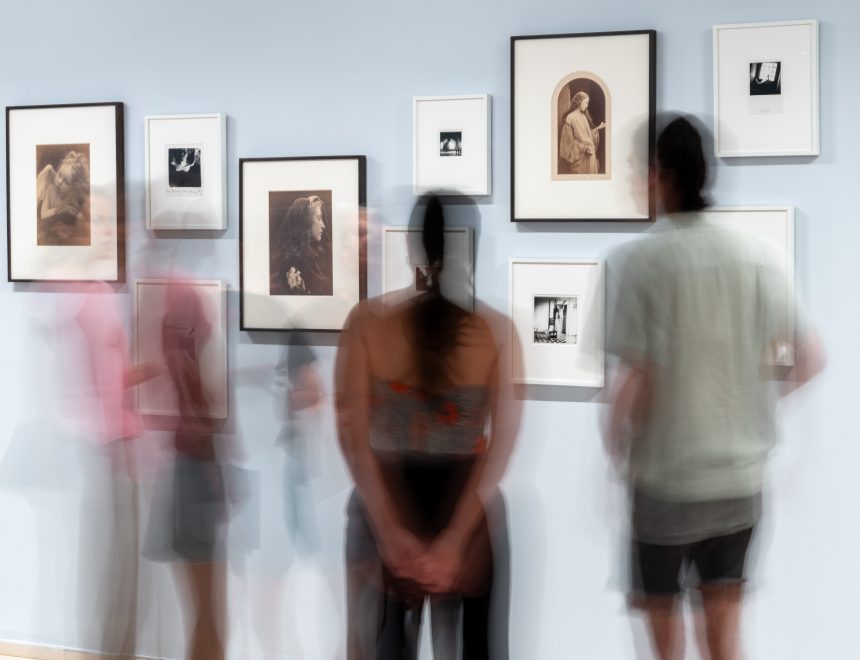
409,193,467,393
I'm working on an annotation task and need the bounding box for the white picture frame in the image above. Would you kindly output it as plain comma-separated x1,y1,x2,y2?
145,113,227,230
133,278,228,418
702,206,796,365
713,19,819,157
413,94,491,196
381,226,474,311
509,258,605,387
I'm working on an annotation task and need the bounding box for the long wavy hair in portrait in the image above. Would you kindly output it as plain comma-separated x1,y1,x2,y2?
269,190,333,296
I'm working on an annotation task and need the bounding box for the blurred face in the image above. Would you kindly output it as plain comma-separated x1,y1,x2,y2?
55,162,75,194
310,203,324,242
579,95,589,111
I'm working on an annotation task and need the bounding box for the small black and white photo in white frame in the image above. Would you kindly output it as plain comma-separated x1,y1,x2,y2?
415,265,433,291
533,296,578,344
439,131,462,157
750,61,782,96
167,145,203,192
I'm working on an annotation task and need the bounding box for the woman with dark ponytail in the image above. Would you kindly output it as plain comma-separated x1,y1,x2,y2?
336,193,518,659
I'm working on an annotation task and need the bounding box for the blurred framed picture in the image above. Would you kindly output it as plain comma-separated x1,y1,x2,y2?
133,279,228,418
511,31,655,221
382,225,474,311
413,94,491,196
713,20,819,157
145,113,226,230
6,102,124,281
702,206,795,365
240,155,366,331
509,258,604,387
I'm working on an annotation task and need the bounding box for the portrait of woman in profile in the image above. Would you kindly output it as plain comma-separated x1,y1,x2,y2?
558,91,606,175
270,194,333,296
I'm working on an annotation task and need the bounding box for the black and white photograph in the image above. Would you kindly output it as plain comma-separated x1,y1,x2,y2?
533,296,578,345
36,143,91,246
268,189,334,296
750,61,782,96
415,265,433,291
439,131,462,157
167,146,202,191
554,75,609,179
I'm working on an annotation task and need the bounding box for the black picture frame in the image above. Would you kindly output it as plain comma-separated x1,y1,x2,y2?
239,155,367,332
6,101,125,282
511,30,656,222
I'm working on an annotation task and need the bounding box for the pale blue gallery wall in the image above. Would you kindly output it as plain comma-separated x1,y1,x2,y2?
0,0,857,658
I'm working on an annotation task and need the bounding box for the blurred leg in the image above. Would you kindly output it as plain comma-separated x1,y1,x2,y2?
700,582,743,660
184,561,225,660
642,595,684,660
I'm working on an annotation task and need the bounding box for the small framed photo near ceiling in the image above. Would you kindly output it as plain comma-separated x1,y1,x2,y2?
413,94,491,196
145,113,227,230
713,19,819,157
381,225,474,311
240,155,366,332
133,278,228,418
509,258,605,387
6,102,125,282
511,30,656,222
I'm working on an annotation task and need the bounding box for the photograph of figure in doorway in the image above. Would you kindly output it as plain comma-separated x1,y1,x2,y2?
554,74,610,179
269,190,334,296
36,143,91,246
533,296,578,344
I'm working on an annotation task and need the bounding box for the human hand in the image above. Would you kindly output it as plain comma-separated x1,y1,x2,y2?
414,535,464,594
379,526,426,582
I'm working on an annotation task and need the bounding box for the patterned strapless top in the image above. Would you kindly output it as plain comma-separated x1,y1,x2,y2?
369,377,490,458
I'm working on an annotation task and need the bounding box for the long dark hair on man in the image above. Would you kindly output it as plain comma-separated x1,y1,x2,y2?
409,194,468,394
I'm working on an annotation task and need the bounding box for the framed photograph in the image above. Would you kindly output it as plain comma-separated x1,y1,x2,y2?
511,31,655,222
413,94,491,195
702,206,795,365
6,102,124,281
240,156,366,332
509,258,605,387
381,226,474,311
145,113,226,230
713,20,819,157
133,279,228,418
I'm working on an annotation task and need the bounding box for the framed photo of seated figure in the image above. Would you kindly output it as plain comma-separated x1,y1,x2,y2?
511,31,656,222
382,225,474,311
133,278,228,418
713,20,819,157
6,102,125,282
240,155,366,332
145,113,226,230
509,258,605,387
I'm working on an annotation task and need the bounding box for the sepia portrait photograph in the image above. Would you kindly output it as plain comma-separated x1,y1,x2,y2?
533,295,578,345
167,145,202,192
268,189,333,296
36,143,91,246
553,74,610,180
439,131,462,157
